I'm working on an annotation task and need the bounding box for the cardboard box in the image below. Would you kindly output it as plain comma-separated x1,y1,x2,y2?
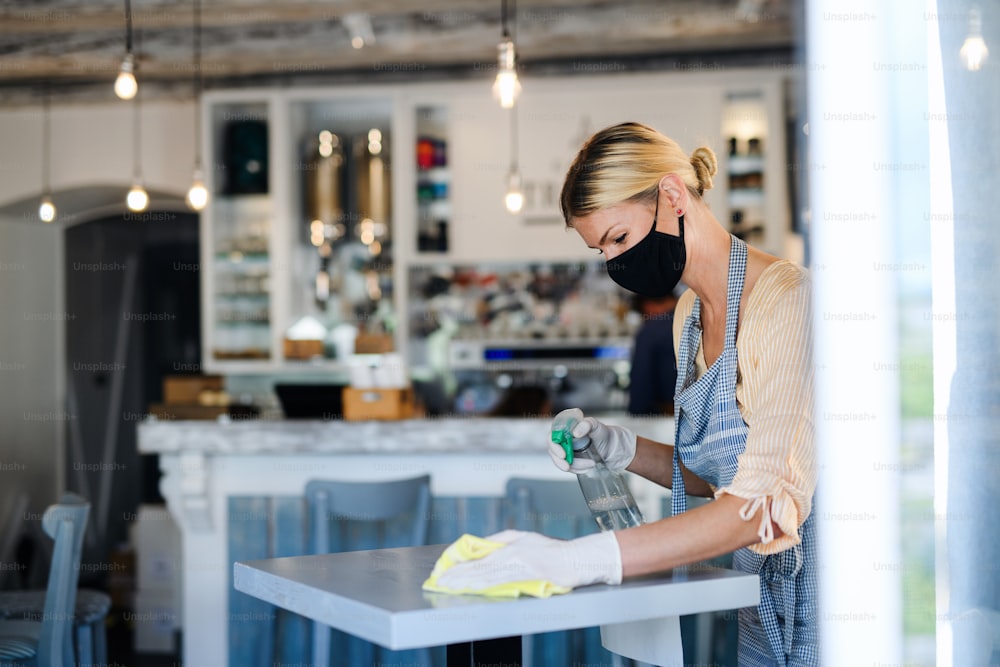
342,387,415,421
163,375,224,405
283,338,325,360
354,333,394,354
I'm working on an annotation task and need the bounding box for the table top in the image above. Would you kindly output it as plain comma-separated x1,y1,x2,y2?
233,543,760,650
139,416,674,456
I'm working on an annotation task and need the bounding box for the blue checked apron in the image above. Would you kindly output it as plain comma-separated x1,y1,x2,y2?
671,236,819,666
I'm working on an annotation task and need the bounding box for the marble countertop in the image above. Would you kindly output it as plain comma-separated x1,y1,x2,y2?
137,415,674,455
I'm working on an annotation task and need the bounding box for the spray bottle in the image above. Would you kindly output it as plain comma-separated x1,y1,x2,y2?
551,409,644,531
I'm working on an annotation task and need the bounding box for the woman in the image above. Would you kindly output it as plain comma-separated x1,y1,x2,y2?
436,122,817,666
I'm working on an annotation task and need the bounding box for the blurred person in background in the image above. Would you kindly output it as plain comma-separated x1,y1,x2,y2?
628,291,679,417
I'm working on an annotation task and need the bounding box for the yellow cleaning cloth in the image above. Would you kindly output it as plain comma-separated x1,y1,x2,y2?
422,534,572,599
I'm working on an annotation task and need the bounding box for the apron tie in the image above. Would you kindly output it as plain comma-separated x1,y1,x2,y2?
762,546,803,658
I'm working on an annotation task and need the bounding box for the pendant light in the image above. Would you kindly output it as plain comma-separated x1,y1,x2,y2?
504,105,524,214
114,0,138,100
961,6,989,71
343,12,375,50
38,88,56,223
492,0,521,109
186,0,209,211
126,78,149,213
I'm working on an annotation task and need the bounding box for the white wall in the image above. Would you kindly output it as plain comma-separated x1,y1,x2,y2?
0,99,195,515
0,219,64,516
0,99,196,209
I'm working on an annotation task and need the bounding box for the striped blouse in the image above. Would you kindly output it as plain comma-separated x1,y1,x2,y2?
672,259,816,555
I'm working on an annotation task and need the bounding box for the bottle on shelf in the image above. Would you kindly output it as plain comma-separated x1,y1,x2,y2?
551,409,644,531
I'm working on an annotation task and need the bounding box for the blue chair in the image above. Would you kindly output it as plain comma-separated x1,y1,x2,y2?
304,475,432,667
0,590,110,667
504,477,597,538
0,493,90,667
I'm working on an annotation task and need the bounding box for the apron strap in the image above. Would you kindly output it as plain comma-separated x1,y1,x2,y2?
670,444,687,516
723,235,748,351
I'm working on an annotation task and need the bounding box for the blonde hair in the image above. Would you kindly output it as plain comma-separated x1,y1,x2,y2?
560,121,718,226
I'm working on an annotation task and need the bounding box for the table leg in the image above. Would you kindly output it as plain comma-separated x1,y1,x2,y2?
447,635,522,667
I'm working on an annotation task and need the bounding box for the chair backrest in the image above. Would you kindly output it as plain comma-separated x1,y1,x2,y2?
304,476,431,554
504,477,596,539
0,492,29,590
38,492,90,667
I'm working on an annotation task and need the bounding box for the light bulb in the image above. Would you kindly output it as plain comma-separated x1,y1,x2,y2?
186,171,209,211
115,54,138,100
961,7,989,71
504,171,524,214
38,195,56,223
492,38,521,109
343,13,374,50
126,183,149,212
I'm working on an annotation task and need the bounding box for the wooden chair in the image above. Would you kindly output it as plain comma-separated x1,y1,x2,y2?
304,475,431,667
0,493,89,667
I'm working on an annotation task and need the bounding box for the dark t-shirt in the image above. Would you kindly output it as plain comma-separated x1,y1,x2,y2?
628,314,677,416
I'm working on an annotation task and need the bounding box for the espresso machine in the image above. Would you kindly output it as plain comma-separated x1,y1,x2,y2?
447,338,632,416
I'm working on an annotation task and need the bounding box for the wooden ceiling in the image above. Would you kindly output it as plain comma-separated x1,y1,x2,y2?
0,0,799,105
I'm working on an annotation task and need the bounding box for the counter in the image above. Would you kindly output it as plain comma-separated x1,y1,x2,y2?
138,415,674,667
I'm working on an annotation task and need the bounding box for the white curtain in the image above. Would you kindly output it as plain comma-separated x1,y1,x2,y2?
810,0,1000,664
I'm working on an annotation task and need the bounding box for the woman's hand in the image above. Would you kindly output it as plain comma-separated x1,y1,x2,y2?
433,529,623,591
548,408,637,472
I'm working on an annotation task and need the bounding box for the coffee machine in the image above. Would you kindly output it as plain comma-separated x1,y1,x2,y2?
447,338,632,416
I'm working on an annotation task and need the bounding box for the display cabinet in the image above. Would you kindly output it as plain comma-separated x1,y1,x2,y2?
202,97,276,368
279,96,395,366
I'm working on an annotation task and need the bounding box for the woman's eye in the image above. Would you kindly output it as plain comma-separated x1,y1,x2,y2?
614,234,626,245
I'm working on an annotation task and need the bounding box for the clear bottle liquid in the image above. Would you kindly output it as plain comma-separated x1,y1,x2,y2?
552,410,644,531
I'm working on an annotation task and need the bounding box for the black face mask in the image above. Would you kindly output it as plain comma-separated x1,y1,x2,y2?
605,200,686,298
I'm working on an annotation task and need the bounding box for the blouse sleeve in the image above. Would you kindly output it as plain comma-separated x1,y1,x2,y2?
715,268,816,555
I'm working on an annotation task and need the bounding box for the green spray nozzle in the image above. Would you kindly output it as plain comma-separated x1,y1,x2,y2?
550,408,584,466
551,428,574,465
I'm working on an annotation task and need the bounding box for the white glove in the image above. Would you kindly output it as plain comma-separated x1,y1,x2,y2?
548,408,637,473
433,529,622,591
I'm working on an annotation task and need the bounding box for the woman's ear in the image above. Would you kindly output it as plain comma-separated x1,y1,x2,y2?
657,174,688,212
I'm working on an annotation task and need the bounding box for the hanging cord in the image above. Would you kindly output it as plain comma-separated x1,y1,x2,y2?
124,0,133,54
500,0,509,39
510,0,516,45
133,30,142,181
41,84,51,194
193,0,203,168
510,102,519,172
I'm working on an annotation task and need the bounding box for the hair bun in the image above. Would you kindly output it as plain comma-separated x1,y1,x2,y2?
690,146,718,193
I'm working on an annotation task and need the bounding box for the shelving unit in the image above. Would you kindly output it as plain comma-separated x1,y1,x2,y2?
415,106,451,253
201,97,275,367
198,72,793,374
722,92,768,248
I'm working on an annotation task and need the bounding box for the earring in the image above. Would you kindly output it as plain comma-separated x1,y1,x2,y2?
675,208,683,216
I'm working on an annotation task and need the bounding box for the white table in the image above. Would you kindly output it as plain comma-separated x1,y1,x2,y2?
234,543,760,667
140,416,675,666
